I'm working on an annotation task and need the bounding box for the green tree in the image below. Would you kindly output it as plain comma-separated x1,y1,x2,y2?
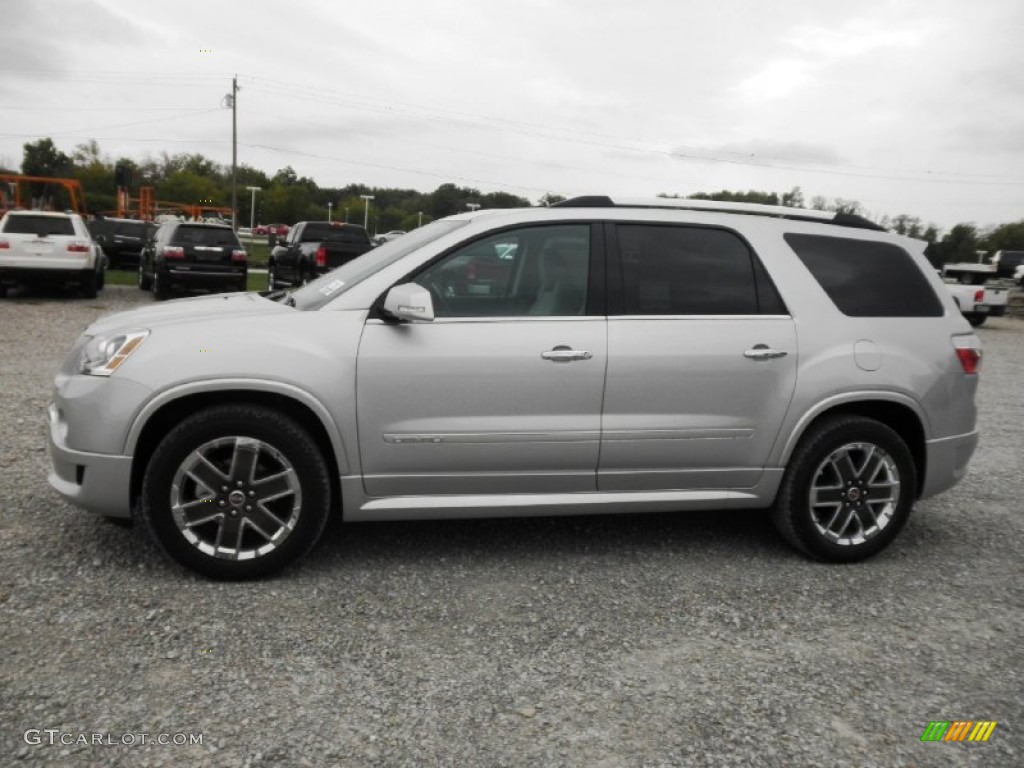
22,137,71,177
158,171,222,207
22,138,73,208
933,224,981,265
981,221,1024,253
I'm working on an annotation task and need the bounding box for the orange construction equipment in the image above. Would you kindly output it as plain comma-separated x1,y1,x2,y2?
115,186,233,222
0,174,87,216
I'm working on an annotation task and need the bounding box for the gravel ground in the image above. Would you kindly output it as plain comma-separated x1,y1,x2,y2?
1,285,1021,767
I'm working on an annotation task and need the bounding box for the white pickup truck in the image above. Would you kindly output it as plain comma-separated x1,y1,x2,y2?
944,282,1009,326
943,250,1024,284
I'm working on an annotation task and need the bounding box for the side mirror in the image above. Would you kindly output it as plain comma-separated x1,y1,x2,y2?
383,283,434,322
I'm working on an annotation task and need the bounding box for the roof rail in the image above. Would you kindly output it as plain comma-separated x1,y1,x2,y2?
550,195,886,232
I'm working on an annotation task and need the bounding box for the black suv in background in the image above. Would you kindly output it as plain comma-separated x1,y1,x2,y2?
139,221,247,300
88,218,157,269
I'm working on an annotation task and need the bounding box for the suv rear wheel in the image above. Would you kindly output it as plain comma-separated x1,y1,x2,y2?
772,416,915,562
152,269,170,301
140,404,331,579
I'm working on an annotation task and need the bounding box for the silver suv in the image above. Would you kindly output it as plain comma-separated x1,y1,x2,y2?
47,197,982,578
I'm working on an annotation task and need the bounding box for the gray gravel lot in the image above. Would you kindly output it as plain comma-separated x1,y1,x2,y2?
1,285,1021,767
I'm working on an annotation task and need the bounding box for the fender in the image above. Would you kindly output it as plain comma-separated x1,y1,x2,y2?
775,389,930,466
123,377,352,475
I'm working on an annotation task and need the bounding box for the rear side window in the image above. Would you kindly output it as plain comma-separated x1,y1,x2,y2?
3,215,75,236
616,224,785,315
301,223,370,244
173,226,239,246
785,233,943,317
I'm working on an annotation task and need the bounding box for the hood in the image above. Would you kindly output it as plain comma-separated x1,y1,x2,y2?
85,292,289,336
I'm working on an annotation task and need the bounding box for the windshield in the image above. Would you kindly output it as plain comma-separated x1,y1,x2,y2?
289,219,468,310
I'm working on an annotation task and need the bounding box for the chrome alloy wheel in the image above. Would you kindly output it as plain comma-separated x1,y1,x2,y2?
170,436,302,560
808,442,901,546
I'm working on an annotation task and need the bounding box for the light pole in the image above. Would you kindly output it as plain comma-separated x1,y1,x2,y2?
360,194,374,230
344,207,349,223
417,211,423,227
246,186,260,234
327,202,333,222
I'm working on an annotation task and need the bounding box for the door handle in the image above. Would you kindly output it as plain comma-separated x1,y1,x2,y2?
541,346,593,363
744,344,788,360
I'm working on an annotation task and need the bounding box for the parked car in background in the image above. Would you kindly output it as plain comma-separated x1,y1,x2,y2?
49,196,981,578
944,282,1009,326
138,221,247,301
0,210,105,297
374,230,406,245
943,250,1024,284
268,221,374,288
255,223,289,237
89,217,157,270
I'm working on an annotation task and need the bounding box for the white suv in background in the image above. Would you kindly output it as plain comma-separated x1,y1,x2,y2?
48,196,982,578
0,210,105,298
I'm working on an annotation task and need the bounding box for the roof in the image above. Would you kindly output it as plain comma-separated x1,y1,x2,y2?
550,195,886,232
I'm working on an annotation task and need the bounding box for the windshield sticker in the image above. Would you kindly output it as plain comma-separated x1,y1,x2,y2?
320,279,345,296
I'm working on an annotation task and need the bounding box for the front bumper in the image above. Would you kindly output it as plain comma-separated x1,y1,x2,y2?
920,429,979,499
47,402,133,519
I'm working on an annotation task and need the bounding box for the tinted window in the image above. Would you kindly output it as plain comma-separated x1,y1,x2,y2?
3,215,75,236
173,225,240,247
415,224,590,318
301,223,370,244
617,225,771,315
113,222,149,239
785,233,943,317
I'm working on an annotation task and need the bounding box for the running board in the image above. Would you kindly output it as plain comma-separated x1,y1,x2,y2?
345,487,769,522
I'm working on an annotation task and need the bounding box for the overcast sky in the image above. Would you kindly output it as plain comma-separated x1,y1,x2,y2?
2,0,1022,231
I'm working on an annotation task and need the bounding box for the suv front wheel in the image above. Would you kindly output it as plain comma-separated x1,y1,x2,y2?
140,404,331,579
772,416,916,562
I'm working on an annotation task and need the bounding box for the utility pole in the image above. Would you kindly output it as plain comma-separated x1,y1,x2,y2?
227,75,239,230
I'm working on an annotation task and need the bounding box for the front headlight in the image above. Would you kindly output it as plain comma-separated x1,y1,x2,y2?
79,330,149,376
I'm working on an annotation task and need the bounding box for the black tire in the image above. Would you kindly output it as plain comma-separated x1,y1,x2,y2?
140,404,331,579
153,269,170,301
97,264,106,290
138,263,152,291
81,269,99,299
772,415,916,562
0,284,7,298
965,313,987,327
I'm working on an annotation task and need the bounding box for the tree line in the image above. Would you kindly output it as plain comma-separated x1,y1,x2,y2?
671,188,1024,266
7,138,1023,263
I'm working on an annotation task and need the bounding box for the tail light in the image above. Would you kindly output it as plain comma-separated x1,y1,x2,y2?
0,239,8,249
231,249,247,263
163,246,185,259
952,335,982,374
67,241,90,253
974,289,984,303
315,246,327,268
